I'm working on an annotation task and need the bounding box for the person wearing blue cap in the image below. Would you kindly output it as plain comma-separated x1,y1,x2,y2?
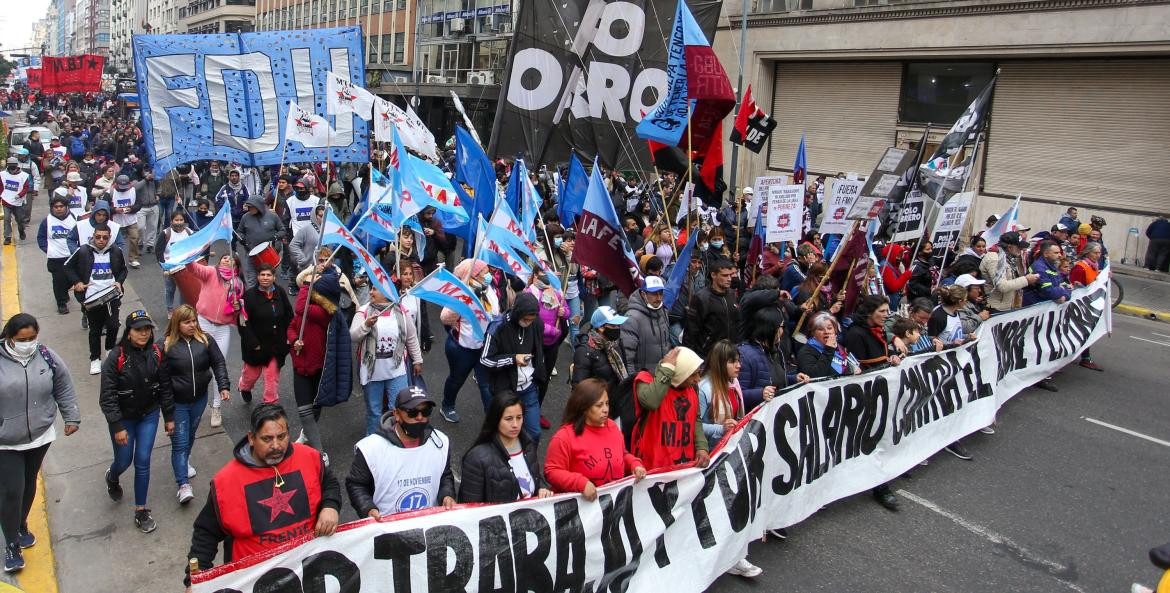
621,276,670,375
572,306,629,399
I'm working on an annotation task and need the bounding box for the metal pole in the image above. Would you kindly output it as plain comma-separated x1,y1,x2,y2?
412,0,422,110
726,0,749,195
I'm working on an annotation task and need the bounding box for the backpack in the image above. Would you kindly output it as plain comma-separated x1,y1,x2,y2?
70,136,86,159
115,344,163,372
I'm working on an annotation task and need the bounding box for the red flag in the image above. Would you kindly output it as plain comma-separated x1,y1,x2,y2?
728,84,777,154
41,55,105,94
826,226,871,316
26,68,41,90
698,121,723,192
730,85,755,144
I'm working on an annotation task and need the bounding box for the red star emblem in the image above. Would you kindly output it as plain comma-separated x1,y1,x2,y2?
336,90,357,102
257,484,298,522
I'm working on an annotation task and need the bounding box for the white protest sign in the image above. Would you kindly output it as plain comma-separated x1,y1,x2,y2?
749,175,786,224
890,192,939,243
766,184,804,244
194,273,1113,593
930,191,974,251
819,178,862,235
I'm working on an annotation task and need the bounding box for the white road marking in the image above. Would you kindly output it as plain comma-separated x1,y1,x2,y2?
1083,417,1170,448
1151,332,1170,339
1130,336,1170,347
896,489,1088,593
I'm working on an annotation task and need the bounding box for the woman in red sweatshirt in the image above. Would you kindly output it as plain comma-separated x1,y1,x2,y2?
880,243,914,309
545,378,646,501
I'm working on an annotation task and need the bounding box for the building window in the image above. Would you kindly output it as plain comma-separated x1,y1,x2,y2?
384,0,393,11
361,0,368,16
372,0,380,13
369,35,380,62
394,32,405,63
381,33,393,63
899,62,995,125
350,1,358,17
329,0,337,19
397,0,405,10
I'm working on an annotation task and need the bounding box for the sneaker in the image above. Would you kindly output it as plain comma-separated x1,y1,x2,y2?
296,430,307,444
134,509,157,533
321,452,330,467
57,305,69,315
766,528,788,540
440,406,460,423
187,464,197,478
551,367,558,377
4,543,23,573
726,558,763,578
945,443,974,461
177,484,194,504
1079,360,1104,372
240,389,253,403
1035,378,1059,392
873,487,899,512
918,458,930,466
3,238,10,246
105,469,123,501
540,415,551,430
979,426,996,435
128,260,141,269
209,408,222,427
16,525,35,549
89,359,101,375
81,315,88,329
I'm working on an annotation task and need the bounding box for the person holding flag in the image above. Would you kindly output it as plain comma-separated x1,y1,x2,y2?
439,259,499,423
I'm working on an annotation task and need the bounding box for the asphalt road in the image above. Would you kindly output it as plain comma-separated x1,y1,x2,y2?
14,200,1170,592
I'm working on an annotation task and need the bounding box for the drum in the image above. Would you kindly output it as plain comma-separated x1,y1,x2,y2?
248,242,281,268
83,285,121,310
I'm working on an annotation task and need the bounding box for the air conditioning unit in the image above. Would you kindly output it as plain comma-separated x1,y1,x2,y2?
491,14,511,32
466,70,494,85
425,74,444,83
449,17,465,33
391,75,410,84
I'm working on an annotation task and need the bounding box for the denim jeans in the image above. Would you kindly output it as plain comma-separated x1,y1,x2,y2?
362,374,410,436
163,274,184,312
109,409,160,507
566,296,582,350
170,395,207,486
442,335,492,412
517,384,541,442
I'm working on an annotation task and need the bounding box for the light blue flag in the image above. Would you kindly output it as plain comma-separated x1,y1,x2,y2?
321,210,399,302
406,267,489,341
161,206,233,270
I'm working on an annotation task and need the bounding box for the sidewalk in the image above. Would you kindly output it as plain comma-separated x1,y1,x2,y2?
5,200,237,592
1111,263,1170,322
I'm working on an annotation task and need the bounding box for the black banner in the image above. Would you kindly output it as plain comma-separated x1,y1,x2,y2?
488,0,722,170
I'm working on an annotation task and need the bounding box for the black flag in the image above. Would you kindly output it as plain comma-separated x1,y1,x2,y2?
918,76,996,204
729,85,776,154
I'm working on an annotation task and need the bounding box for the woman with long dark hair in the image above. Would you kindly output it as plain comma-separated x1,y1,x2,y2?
0,314,79,573
841,294,902,371
458,392,553,503
544,379,645,501
99,310,174,533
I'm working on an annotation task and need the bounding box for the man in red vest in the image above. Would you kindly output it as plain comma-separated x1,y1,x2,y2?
184,404,340,588
632,347,711,470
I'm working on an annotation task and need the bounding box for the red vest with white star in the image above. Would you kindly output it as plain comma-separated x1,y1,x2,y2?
212,443,324,562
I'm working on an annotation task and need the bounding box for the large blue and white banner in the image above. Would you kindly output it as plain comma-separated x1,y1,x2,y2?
133,28,369,175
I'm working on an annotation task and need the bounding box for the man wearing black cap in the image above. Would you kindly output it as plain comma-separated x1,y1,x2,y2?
979,231,1039,314
109,174,142,268
345,387,456,519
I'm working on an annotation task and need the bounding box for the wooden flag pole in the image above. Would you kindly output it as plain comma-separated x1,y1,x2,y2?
793,220,858,341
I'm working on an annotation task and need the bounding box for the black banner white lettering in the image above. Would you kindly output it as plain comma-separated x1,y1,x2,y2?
487,0,721,170
194,273,1112,593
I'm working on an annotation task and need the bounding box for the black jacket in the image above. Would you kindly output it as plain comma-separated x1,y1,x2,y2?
480,293,546,394
64,243,128,288
684,285,740,356
99,342,174,433
458,432,546,503
345,414,456,517
572,331,623,396
841,321,890,370
796,341,849,379
238,285,293,367
185,437,341,583
907,260,936,303
160,336,230,404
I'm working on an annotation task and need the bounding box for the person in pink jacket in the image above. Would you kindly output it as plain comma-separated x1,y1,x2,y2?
525,271,568,429
169,247,243,427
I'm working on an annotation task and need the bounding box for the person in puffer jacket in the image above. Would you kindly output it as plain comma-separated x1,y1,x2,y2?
288,269,352,464
458,392,553,503
99,310,174,534
620,276,670,376
524,271,568,428
159,305,230,506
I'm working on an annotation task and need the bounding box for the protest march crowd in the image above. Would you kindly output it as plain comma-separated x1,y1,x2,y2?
0,69,1123,589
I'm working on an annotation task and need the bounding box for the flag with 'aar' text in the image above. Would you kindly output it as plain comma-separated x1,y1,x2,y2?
407,267,489,341
162,206,233,270
321,210,399,302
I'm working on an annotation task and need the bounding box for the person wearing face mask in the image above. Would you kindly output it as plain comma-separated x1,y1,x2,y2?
237,264,293,405
184,404,340,589
38,196,79,315
53,170,89,218
439,259,499,423
109,174,143,268
212,168,250,230
345,387,457,519
906,240,939,303
0,314,80,573
200,161,227,204
65,224,128,374
481,292,546,441
284,181,321,240
525,271,568,428
351,285,424,437
156,211,194,316
1,157,33,245
620,276,670,375
169,246,244,427
99,310,174,533
572,306,629,400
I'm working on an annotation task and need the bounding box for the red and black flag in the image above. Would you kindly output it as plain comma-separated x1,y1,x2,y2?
729,85,777,154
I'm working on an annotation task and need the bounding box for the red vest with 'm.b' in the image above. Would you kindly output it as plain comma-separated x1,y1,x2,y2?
212,444,323,562
632,370,698,470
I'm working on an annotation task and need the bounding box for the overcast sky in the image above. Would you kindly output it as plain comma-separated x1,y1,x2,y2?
0,0,52,54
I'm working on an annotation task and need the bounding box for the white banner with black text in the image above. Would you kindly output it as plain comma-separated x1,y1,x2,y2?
193,272,1111,593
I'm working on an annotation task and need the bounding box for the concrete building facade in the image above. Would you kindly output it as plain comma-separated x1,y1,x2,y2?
179,0,257,35
716,0,1170,264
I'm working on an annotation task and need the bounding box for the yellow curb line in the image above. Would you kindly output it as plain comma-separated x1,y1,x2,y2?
1116,303,1170,323
1,243,59,593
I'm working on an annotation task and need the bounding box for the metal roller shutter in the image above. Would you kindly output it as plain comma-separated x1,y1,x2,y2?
984,59,1170,213
769,61,901,177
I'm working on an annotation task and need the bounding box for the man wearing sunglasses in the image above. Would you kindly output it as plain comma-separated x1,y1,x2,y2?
345,387,456,520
